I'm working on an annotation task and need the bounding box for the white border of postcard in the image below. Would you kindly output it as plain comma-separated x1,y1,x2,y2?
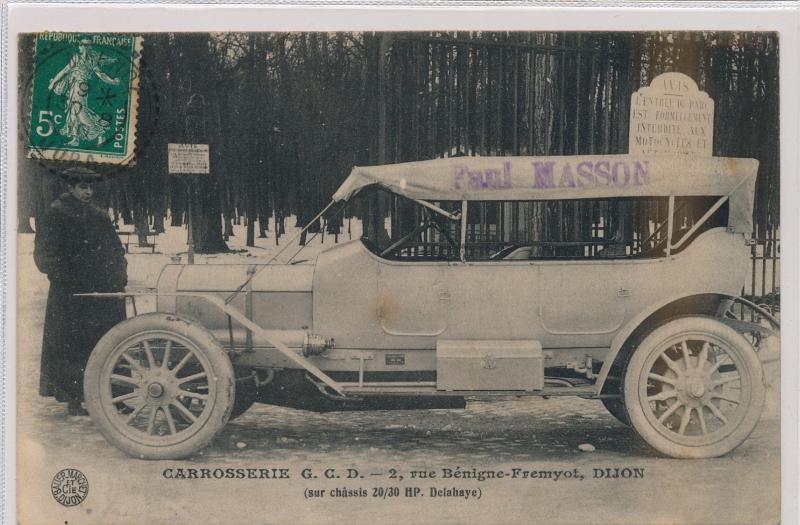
3,3,799,524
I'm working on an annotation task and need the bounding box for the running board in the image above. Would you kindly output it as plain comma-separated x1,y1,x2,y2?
339,382,597,398
78,291,346,396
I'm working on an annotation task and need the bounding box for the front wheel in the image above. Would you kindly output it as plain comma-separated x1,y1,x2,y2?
623,316,765,459
84,313,235,460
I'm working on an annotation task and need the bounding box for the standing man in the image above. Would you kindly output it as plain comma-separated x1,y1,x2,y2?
34,168,128,416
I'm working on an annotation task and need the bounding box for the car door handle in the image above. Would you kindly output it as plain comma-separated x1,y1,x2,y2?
438,290,451,301
617,288,632,297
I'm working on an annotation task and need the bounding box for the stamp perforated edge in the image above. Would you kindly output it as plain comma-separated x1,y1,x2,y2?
25,33,142,167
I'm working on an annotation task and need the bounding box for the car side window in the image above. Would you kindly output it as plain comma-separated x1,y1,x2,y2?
463,197,728,261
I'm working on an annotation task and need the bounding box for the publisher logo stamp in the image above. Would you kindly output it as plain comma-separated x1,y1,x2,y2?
51,468,89,507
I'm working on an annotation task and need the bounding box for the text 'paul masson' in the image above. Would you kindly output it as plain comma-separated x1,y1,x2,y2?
453,160,651,191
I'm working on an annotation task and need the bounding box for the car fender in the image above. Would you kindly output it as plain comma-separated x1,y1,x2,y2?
594,290,732,393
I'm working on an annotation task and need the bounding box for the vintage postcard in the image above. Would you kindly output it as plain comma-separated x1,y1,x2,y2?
2,4,797,525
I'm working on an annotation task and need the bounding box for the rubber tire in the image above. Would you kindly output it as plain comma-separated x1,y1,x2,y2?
623,316,765,459
601,397,630,426
84,313,235,460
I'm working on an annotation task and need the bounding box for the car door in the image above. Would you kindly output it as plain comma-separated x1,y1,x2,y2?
376,261,450,337
536,260,627,343
443,261,541,340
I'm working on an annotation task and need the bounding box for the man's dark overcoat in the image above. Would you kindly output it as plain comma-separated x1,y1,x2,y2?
34,193,128,402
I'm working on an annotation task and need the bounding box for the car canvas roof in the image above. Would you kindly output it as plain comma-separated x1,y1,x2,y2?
333,154,758,234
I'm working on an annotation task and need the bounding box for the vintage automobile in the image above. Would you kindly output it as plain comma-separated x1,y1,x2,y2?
83,154,779,460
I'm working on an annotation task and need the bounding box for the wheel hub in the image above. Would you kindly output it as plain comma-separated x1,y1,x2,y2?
688,381,706,399
147,382,165,398
674,370,714,407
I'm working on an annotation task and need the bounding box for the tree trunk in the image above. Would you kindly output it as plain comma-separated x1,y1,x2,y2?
17,34,46,235
190,178,228,253
224,215,235,238
152,194,166,233
246,216,256,246
179,33,228,254
133,204,149,246
170,178,185,227
275,211,285,245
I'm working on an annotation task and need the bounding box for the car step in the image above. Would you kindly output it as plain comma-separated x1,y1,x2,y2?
338,381,597,398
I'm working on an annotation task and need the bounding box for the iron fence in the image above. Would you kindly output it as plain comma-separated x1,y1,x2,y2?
376,32,779,306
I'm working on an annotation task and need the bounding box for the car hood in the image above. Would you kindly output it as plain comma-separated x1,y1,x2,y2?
157,263,315,293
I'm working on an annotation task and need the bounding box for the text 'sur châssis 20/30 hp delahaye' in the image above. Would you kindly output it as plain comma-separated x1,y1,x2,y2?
81,154,779,460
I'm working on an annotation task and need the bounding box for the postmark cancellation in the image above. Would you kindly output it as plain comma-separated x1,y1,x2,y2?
27,32,142,166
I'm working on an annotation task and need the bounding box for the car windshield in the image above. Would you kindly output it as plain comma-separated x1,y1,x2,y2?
354,188,462,261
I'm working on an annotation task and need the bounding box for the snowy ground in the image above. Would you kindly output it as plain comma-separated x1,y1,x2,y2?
14,224,781,525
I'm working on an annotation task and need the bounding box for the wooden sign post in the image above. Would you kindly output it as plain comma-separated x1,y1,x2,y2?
168,142,210,264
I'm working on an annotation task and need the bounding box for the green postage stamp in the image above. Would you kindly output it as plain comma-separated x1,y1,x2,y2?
27,32,142,165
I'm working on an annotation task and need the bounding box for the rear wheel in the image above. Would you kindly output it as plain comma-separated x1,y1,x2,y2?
623,316,765,458
84,313,235,460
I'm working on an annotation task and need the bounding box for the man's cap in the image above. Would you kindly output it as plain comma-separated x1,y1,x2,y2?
60,167,103,184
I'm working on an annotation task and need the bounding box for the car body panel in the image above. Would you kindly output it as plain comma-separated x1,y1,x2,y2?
157,264,314,342
158,227,749,372
313,228,747,351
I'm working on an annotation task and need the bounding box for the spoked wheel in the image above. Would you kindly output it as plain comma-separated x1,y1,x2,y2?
85,314,235,459
623,316,765,459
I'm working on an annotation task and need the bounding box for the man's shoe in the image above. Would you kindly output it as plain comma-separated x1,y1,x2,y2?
67,401,89,417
